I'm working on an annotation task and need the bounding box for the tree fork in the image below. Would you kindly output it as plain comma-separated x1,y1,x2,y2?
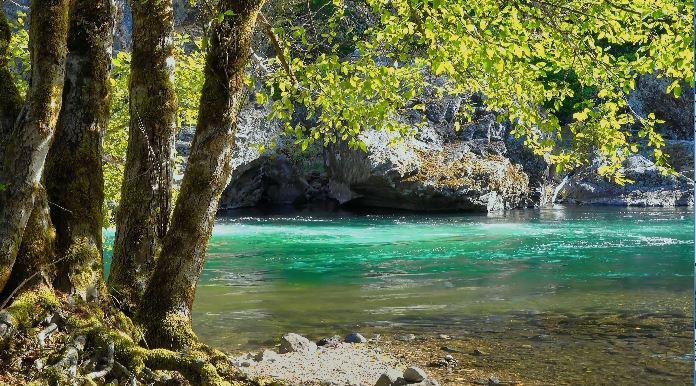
0,0,70,294
46,0,115,301
109,0,178,311
137,0,265,350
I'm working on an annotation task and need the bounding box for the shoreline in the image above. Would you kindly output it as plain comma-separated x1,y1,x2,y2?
222,307,692,386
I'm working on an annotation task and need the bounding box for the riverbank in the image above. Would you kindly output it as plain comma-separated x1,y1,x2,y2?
227,305,692,385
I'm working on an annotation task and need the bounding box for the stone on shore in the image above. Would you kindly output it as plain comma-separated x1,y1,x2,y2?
346,333,368,344
403,367,427,382
254,349,280,362
279,333,317,354
374,369,406,386
318,335,343,347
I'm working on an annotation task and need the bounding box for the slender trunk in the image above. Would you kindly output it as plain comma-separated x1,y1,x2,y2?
0,11,22,142
0,0,70,293
108,0,177,311
137,0,264,349
45,0,115,301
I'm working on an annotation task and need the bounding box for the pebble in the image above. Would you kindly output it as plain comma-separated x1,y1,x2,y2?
438,334,450,340
488,376,501,385
317,335,343,347
345,333,368,344
395,334,416,342
254,349,280,362
472,348,487,356
427,359,449,368
403,367,427,382
444,355,454,362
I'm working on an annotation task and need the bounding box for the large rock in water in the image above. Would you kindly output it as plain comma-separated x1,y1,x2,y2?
326,111,533,212
555,76,695,207
557,153,694,207
183,76,692,212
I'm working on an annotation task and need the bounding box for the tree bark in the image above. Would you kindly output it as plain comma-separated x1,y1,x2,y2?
0,0,70,294
45,0,115,301
108,0,177,311
0,11,22,142
0,187,56,300
137,0,264,349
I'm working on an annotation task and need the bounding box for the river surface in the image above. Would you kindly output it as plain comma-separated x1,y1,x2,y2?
105,206,693,384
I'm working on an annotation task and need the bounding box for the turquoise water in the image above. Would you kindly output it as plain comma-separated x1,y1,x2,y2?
104,206,694,350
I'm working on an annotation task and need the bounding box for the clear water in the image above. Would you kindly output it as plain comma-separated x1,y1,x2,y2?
111,206,695,348
104,206,693,346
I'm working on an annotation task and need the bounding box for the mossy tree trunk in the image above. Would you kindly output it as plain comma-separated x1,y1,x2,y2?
108,0,177,311
44,0,115,301
0,11,22,145
0,9,54,303
1,188,57,300
0,0,70,294
137,0,265,349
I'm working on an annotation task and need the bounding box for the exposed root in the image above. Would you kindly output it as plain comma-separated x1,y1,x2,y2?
0,284,58,343
0,287,256,386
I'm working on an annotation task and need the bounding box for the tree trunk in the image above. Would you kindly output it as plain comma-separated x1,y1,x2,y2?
108,0,177,311
0,188,56,300
137,0,264,349
0,11,22,142
45,0,115,301
0,0,70,294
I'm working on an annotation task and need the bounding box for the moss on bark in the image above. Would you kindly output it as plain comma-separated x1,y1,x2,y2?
45,0,115,301
1,188,57,301
0,10,22,142
137,0,265,350
0,0,70,294
108,0,178,312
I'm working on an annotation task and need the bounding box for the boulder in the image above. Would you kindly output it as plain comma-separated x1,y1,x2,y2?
278,333,317,354
558,154,694,207
326,115,533,212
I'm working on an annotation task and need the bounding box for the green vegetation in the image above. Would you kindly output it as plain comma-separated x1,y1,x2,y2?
262,0,693,183
0,0,692,383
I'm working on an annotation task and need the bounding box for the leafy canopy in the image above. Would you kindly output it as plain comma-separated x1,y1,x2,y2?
261,0,693,182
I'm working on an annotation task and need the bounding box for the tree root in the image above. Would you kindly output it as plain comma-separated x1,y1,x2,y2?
0,287,256,386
